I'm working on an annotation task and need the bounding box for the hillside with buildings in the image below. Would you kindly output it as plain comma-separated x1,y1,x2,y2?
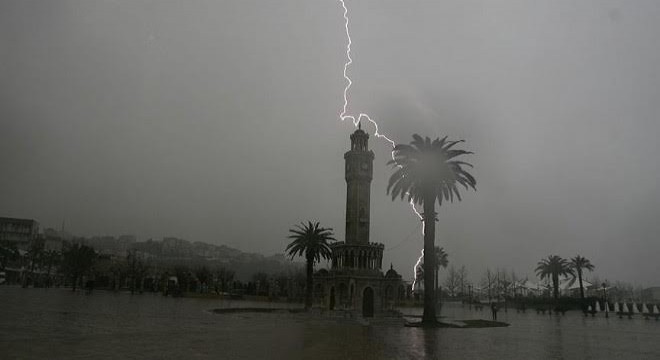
83,235,298,281
1,217,300,281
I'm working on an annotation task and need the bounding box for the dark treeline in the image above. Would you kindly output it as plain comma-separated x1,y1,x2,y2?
0,238,306,301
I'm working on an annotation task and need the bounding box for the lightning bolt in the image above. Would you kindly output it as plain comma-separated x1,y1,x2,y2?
338,0,396,148
413,249,424,292
337,0,425,289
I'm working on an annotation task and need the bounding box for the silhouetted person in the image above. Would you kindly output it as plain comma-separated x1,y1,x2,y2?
491,302,498,321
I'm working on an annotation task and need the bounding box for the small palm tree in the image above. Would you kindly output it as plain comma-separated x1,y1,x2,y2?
535,255,573,300
570,255,595,302
434,246,448,298
388,134,476,324
286,221,335,310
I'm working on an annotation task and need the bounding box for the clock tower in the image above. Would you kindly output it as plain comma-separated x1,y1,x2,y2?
344,123,375,245
313,124,402,317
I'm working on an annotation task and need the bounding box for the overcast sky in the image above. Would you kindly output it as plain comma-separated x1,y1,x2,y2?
2,0,659,285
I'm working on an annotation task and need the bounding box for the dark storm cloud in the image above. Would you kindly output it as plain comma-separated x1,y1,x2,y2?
1,0,659,285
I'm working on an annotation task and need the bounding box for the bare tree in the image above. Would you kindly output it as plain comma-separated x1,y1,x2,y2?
458,265,468,296
444,266,460,297
510,270,519,297
481,268,496,302
215,267,235,293
498,269,511,298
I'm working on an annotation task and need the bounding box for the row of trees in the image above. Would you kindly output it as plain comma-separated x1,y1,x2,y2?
3,238,309,299
436,255,597,305
0,239,97,290
535,254,595,302
159,266,302,298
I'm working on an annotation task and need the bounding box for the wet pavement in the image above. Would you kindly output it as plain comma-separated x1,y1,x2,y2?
1,286,659,359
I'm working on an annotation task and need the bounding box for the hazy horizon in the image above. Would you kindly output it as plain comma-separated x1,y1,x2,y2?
2,0,660,286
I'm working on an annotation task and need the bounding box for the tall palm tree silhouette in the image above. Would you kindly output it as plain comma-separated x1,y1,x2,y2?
536,255,573,300
570,255,595,303
286,221,335,310
387,134,476,324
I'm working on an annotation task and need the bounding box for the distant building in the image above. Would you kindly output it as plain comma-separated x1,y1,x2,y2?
118,235,136,244
559,278,592,297
162,237,193,257
0,217,40,250
313,126,404,317
86,235,136,256
642,287,660,301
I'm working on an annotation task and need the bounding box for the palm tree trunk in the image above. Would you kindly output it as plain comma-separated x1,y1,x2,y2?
552,273,559,301
305,258,313,310
578,269,584,301
422,194,437,324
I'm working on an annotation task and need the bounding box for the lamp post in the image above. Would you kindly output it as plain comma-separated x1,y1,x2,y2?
602,282,609,318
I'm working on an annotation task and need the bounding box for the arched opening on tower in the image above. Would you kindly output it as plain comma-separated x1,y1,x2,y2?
339,283,348,308
362,287,374,318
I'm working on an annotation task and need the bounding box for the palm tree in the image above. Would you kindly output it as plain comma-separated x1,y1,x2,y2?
570,255,595,302
434,246,448,301
535,255,573,300
286,221,335,310
388,134,476,324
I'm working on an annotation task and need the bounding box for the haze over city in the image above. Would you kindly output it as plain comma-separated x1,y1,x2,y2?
2,0,660,286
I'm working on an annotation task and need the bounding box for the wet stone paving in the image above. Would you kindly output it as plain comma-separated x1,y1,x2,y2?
1,287,659,359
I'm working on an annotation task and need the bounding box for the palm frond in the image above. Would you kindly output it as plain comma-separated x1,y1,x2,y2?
388,133,475,208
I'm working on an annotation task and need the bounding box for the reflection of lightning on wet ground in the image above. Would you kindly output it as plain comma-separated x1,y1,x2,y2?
337,0,424,288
